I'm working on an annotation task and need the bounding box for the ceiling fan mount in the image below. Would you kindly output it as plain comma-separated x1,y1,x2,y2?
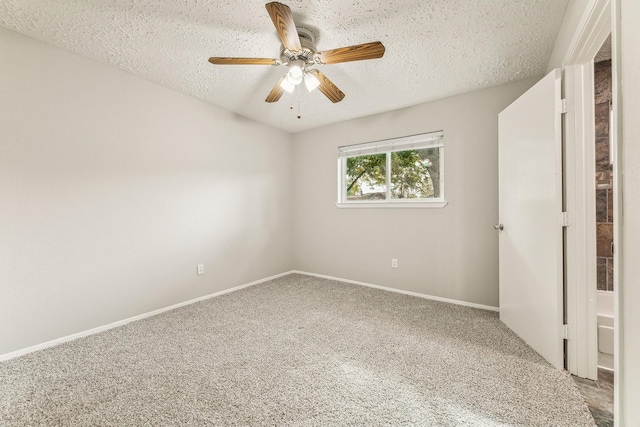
278,27,317,65
208,2,385,104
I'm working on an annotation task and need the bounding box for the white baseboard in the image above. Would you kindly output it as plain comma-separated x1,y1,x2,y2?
292,270,500,312
0,271,294,362
1,269,498,362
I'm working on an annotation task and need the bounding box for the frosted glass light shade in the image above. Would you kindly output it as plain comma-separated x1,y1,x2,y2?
286,65,303,85
304,71,320,92
280,77,295,93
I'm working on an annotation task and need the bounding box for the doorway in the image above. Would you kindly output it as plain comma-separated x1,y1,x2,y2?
593,36,615,374
571,34,615,427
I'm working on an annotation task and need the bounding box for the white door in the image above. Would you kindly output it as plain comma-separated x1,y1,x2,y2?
498,69,564,370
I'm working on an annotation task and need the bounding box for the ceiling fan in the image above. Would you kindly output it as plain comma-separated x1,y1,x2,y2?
208,2,385,104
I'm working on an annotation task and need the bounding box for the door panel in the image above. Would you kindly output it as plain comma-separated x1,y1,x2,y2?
498,69,564,369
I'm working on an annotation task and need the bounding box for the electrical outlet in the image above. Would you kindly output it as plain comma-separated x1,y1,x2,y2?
197,264,204,275
392,259,398,268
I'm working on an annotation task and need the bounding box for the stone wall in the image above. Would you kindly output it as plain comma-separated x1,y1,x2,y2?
594,59,613,291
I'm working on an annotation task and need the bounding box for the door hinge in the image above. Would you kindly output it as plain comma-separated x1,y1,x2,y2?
558,212,569,227
562,324,570,340
557,98,568,114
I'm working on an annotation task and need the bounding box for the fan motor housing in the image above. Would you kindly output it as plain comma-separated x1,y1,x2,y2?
280,27,317,65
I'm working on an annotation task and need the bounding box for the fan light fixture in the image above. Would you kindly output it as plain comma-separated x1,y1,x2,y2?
280,67,320,93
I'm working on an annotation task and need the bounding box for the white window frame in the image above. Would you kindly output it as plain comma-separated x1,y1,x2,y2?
336,131,447,208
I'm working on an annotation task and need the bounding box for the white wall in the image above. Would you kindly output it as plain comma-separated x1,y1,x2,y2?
0,27,293,356
547,0,593,71
291,79,537,308
619,0,640,422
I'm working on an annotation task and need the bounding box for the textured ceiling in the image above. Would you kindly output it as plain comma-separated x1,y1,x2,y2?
0,0,569,134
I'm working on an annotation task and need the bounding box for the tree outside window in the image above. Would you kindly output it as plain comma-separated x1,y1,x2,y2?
345,148,440,200
339,132,444,206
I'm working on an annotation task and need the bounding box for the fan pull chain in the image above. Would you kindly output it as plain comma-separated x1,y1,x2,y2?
297,84,301,119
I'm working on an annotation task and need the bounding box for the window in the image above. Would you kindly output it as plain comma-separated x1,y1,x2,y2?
337,132,446,208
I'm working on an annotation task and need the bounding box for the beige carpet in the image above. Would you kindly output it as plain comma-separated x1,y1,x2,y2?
0,274,595,426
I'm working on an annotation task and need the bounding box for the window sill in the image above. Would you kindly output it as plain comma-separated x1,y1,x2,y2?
335,201,448,209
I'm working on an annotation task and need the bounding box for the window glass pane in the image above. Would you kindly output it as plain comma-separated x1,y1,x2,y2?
346,153,387,200
390,148,440,199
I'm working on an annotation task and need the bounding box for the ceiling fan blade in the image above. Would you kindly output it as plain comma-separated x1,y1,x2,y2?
316,41,385,65
265,2,301,52
315,71,345,103
208,57,279,66
265,75,287,103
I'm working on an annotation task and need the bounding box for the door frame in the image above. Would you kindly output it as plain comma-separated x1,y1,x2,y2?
561,0,618,386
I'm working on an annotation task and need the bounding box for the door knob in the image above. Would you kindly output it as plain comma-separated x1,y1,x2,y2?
493,224,504,231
